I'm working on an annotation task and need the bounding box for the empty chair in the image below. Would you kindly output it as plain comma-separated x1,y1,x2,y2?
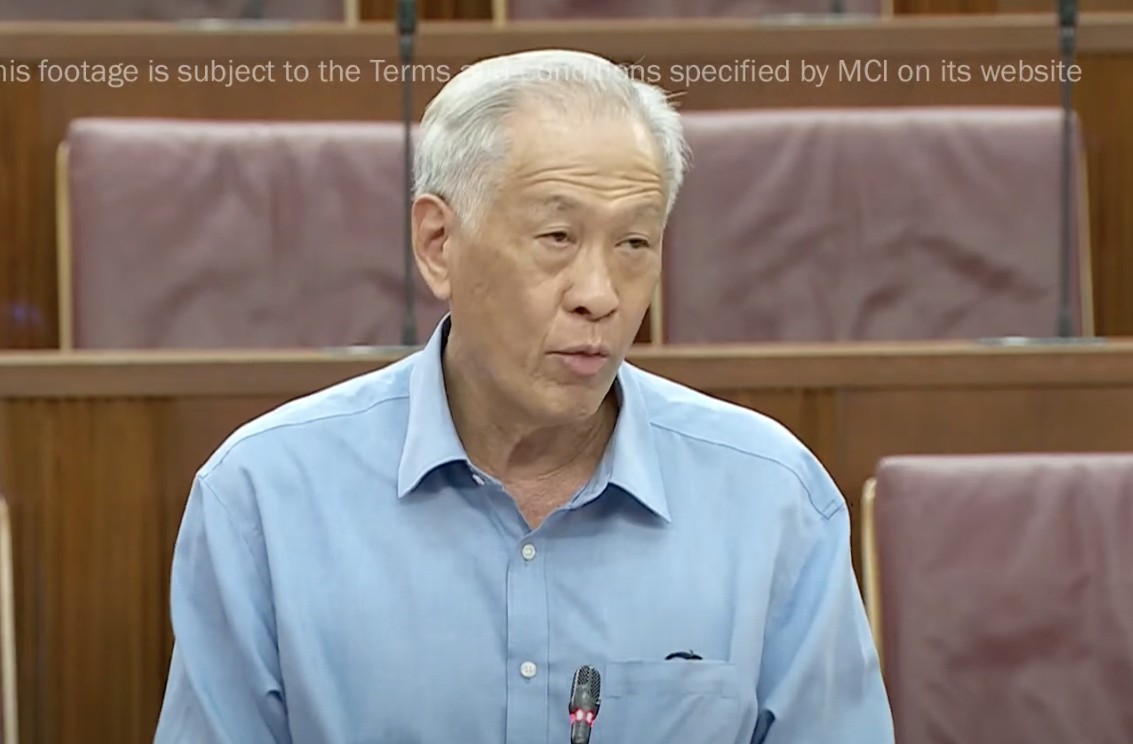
0,0,345,20
58,119,445,349
862,454,1133,744
504,0,885,19
660,108,1093,342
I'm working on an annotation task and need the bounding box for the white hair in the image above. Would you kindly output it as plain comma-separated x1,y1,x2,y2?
413,49,689,228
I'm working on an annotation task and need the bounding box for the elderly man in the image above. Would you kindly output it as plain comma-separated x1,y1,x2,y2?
154,50,893,744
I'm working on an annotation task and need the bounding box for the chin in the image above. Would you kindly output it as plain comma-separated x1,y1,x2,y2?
538,385,614,423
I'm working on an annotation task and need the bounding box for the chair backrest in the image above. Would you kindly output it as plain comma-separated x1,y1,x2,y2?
864,454,1133,744
505,0,884,19
0,0,344,20
60,118,446,349
661,107,1092,342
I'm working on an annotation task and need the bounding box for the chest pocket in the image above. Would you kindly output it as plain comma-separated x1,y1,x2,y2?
591,660,754,744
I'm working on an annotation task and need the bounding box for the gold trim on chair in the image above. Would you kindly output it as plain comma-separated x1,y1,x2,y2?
491,0,508,25
0,497,18,744
343,0,360,25
861,477,883,671
55,142,75,351
1075,147,1095,336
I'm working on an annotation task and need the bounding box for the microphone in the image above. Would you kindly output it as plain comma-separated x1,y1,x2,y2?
1055,0,1078,338
977,0,1100,348
568,665,601,744
397,0,418,346
241,0,264,19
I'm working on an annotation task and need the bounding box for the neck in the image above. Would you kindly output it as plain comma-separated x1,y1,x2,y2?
442,346,617,487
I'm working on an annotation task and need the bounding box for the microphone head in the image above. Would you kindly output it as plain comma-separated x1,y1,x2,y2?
1058,0,1078,28
397,0,417,34
569,666,601,744
569,665,601,713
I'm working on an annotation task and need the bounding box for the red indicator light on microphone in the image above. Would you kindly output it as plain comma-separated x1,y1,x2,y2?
569,664,601,743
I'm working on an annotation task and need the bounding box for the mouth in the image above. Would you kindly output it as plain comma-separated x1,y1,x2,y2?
557,345,611,358
551,347,611,377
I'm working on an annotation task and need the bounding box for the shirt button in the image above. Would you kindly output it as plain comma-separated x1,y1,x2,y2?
471,474,485,485
521,543,537,561
520,661,538,679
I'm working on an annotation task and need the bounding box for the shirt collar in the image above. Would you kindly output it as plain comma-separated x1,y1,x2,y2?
397,316,469,497
601,361,671,521
396,316,670,522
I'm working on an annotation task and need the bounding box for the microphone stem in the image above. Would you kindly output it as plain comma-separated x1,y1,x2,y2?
400,31,417,346
1057,23,1076,338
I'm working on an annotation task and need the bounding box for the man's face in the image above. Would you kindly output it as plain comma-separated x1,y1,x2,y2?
418,103,666,425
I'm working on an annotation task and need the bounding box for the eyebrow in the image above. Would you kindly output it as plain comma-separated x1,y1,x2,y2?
533,195,582,215
629,203,664,219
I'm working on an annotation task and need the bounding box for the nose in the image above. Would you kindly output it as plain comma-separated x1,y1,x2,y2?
564,245,619,321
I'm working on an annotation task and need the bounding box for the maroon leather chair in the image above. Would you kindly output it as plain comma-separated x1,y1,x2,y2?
863,454,1133,744
661,107,1093,342
59,118,445,349
0,0,344,20
505,0,885,19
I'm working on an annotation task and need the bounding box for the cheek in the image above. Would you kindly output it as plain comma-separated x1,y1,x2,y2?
618,254,661,304
523,282,566,315
448,270,492,311
449,245,512,304
450,251,558,327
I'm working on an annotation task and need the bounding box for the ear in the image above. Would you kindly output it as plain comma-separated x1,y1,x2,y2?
412,194,455,301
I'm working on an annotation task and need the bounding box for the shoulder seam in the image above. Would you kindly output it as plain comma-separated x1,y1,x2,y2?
199,393,410,480
648,420,841,520
195,476,274,588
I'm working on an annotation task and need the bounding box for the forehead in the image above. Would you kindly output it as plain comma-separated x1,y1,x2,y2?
501,103,665,196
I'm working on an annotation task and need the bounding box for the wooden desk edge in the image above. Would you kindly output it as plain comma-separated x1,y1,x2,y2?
3,14,1133,33
0,16,1131,56
1,340,1132,396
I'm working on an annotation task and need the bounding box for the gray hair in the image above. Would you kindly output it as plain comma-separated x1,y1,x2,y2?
413,50,689,228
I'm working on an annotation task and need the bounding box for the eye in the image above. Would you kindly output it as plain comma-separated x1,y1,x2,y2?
623,238,651,250
540,231,572,245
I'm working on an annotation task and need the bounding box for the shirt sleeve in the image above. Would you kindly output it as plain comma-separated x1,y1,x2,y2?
154,475,291,744
753,498,895,744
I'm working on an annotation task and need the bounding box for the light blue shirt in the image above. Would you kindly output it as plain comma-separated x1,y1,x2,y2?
155,318,893,744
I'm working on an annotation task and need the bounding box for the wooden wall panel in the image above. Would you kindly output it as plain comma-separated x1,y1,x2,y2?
0,399,169,744
358,0,1133,18
1077,53,1133,339
0,19,1131,350
838,385,1133,492
0,77,52,350
359,0,492,19
897,0,1133,13
894,0,989,11
0,394,288,744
